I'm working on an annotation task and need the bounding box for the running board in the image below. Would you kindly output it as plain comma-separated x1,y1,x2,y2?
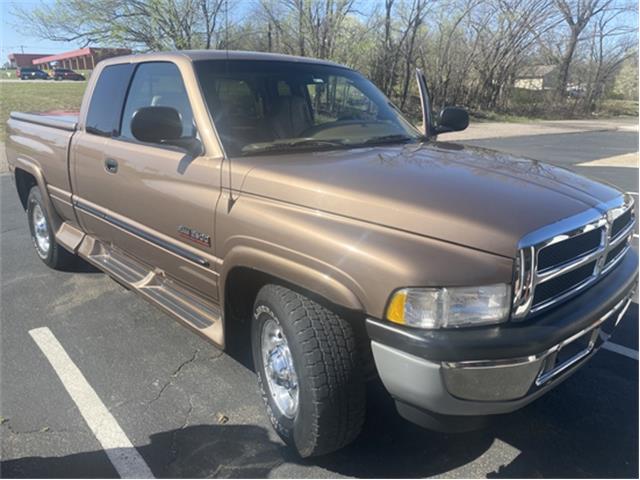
77,235,223,346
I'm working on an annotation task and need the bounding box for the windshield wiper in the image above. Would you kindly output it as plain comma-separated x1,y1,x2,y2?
242,138,346,155
361,134,417,145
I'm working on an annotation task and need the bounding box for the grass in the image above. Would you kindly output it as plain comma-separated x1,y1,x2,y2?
469,110,543,123
598,99,639,117
0,81,87,140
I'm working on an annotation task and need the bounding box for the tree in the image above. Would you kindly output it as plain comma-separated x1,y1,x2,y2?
553,0,614,98
398,0,430,109
13,0,227,51
258,0,356,59
612,54,639,100
581,2,638,112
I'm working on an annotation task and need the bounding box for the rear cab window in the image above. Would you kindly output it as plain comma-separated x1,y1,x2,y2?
85,63,134,136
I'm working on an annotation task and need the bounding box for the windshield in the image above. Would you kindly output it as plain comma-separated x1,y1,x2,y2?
194,60,423,157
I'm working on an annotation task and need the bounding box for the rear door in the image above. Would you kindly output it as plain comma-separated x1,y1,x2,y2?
71,61,222,300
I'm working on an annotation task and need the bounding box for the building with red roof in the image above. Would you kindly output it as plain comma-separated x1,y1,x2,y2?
8,53,52,68
8,47,132,71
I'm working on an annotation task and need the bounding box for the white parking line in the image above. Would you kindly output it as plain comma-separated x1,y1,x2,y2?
29,327,155,479
576,154,638,168
602,341,639,361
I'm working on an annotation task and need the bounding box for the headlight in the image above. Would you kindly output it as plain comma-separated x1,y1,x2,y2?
386,284,511,329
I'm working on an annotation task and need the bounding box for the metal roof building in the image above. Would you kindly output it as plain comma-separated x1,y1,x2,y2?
31,47,132,70
8,53,52,68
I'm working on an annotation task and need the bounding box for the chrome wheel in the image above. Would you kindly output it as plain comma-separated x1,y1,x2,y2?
261,317,299,418
31,204,50,258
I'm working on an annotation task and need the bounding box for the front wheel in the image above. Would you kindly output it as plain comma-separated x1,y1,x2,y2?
252,284,365,457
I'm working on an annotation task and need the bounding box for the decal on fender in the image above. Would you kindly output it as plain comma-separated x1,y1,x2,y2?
178,225,211,247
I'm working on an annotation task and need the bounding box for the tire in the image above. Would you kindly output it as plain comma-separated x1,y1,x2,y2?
251,284,365,457
26,186,76,269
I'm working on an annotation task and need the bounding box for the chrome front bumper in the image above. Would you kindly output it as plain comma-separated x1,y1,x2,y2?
442,294,633,402
370,289,634,417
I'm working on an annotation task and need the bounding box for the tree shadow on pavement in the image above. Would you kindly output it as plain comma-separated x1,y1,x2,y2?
1,424,288,478
483,354,639,479
315,361,637,479
312,379,494,478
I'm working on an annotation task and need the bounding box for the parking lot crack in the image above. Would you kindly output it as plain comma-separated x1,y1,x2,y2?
147,349,199,407
171,349,199,378
1,226,23,235
166,395,194,471
2,419,83,436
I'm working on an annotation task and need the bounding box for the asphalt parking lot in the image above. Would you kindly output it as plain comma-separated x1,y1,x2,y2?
1,122,638,478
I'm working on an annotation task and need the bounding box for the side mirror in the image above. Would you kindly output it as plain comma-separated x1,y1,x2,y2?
131,106,202,156
131,106,182,143
436,106,469,134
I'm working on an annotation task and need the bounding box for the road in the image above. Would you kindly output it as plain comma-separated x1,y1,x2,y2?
1,121,638,478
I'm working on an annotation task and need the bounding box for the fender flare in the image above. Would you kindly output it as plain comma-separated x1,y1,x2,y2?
13,157,63,233
220,245,365,313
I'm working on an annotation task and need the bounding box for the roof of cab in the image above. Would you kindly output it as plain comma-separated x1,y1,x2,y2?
103,49,348,69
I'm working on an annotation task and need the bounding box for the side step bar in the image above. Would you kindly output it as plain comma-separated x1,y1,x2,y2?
76,234,224,346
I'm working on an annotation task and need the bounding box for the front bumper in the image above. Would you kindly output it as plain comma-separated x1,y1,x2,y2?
367,249,637,419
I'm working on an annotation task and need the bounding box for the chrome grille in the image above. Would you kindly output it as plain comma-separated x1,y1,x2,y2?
532,261,597,306
512,195,635,319
611,208,633,238
537,228,602,271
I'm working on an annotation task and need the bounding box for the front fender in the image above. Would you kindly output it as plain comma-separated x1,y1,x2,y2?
220,244,365,312
216,192,514,321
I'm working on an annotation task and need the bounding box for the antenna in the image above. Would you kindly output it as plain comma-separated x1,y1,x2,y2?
224,0,229,57
224,0,236,210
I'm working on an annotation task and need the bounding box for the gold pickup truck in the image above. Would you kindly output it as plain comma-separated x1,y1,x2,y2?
6,50,637,457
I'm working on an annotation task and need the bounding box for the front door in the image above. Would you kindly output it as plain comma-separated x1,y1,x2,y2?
72,61,222,300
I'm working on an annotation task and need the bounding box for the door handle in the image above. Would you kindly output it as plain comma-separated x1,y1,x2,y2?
104,157,118,174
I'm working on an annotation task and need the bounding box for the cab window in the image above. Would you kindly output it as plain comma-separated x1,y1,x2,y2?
120,62,196,142
306,76,378,125
194,60,419,157
85,63,134,137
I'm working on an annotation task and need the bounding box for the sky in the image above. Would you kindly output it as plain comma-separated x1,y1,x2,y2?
1,0,83,63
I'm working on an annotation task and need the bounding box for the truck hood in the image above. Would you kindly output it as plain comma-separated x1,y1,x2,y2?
232,141,621,257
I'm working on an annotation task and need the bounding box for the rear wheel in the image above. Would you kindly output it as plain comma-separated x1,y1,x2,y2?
27,186,76,269
251,284,365,457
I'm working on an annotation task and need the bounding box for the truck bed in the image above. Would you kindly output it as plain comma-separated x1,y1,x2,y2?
6,110,79,202
9,111,79,131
